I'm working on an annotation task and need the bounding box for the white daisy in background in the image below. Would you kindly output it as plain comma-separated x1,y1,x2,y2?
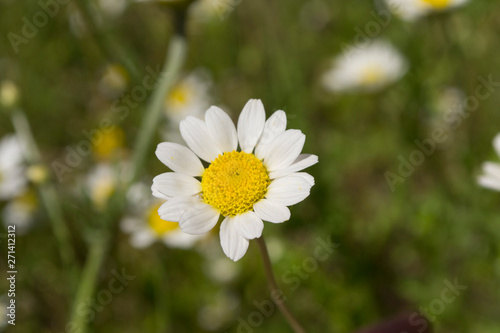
0,135,27,201
152,99,318,261
97,0,129,18
121,183,203,249
85,163,118,209
477,134,500,192
164,70,212,125
385,0,470,21
98,64,129,99
190,0,239,22
322,40,408,93
2,188,38,235
162,70,212,143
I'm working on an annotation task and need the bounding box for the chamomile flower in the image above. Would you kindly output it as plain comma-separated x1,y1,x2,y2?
0,135,27,201
322,40,408,93
2,189,38,235
477,134,500,192
164,70,212,125
121,183,203,249
385,0,470,21
92,126,126,160
152,99,318,261
98,64,129,99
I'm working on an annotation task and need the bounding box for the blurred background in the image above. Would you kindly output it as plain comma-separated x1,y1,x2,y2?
1,0,500,332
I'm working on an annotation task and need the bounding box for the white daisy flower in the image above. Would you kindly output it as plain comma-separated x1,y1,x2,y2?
2,189,38,235
478,134,500,192
121,183,203,249
0,135,27,201
152,99,318,261
164,70,212,125
385,0,470,21
322,40,408,93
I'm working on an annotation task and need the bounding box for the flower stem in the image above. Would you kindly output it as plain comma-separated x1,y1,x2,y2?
127,31,188,185
256,236,306,333
69,234,108,333
10,110,77,275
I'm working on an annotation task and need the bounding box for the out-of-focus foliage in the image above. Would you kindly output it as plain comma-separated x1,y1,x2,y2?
1,0,500,332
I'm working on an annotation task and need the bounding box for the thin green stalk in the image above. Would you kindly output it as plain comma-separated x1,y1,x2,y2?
11,110,77,273
256,236,306,333
69,235,108,333
68,21,188,332
127,33,187,185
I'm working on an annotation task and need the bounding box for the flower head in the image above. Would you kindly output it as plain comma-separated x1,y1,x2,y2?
322,40,408,93
121,183,203,249
0,135,27,201
385,0,470,21
2,188,38,235
478,134,500,191
152,99,318,261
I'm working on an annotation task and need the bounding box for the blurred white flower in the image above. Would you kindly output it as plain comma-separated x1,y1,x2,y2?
164,70,212,125
478,134,500,192
152,99,317,261
385,0,470,21
190,0,240,22
0,135,27,201
97,0,129,18
98,64,129,99
86,163,118,209
322,40,408,93
2,189,38,235
121,183,203,249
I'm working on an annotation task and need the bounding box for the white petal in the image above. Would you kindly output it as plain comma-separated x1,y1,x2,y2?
162,230,202,249
179,201,219,234
269,154,318,179
478,175,500,191
237,99,266,153
205,106,238,152
158,196,194,222
253,199,290,223
130,229,156,249
264,130,305,172
180,116,222,162
220,217,249,261
294,172,315,186
156,142,204,176
483,162,500,179
233,211,264,239
494,134,500,157
151,186,170,200
255,110,287,159
265,175,312,206
152,173,201,197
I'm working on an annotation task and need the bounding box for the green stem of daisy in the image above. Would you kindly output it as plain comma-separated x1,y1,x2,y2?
127,29,188,185
69,234,108,333
10,109,77,275
256,236,306,333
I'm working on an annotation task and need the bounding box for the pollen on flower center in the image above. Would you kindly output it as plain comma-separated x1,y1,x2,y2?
148,203,178,235
201,151,270,217
421,0,451,9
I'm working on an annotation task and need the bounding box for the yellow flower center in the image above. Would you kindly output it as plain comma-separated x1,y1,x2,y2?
92,180,115,209
201,151,270,217
166,84,190,110
93,126,125,159
147,203,179,235
361,66,385,85
421,0,451,9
